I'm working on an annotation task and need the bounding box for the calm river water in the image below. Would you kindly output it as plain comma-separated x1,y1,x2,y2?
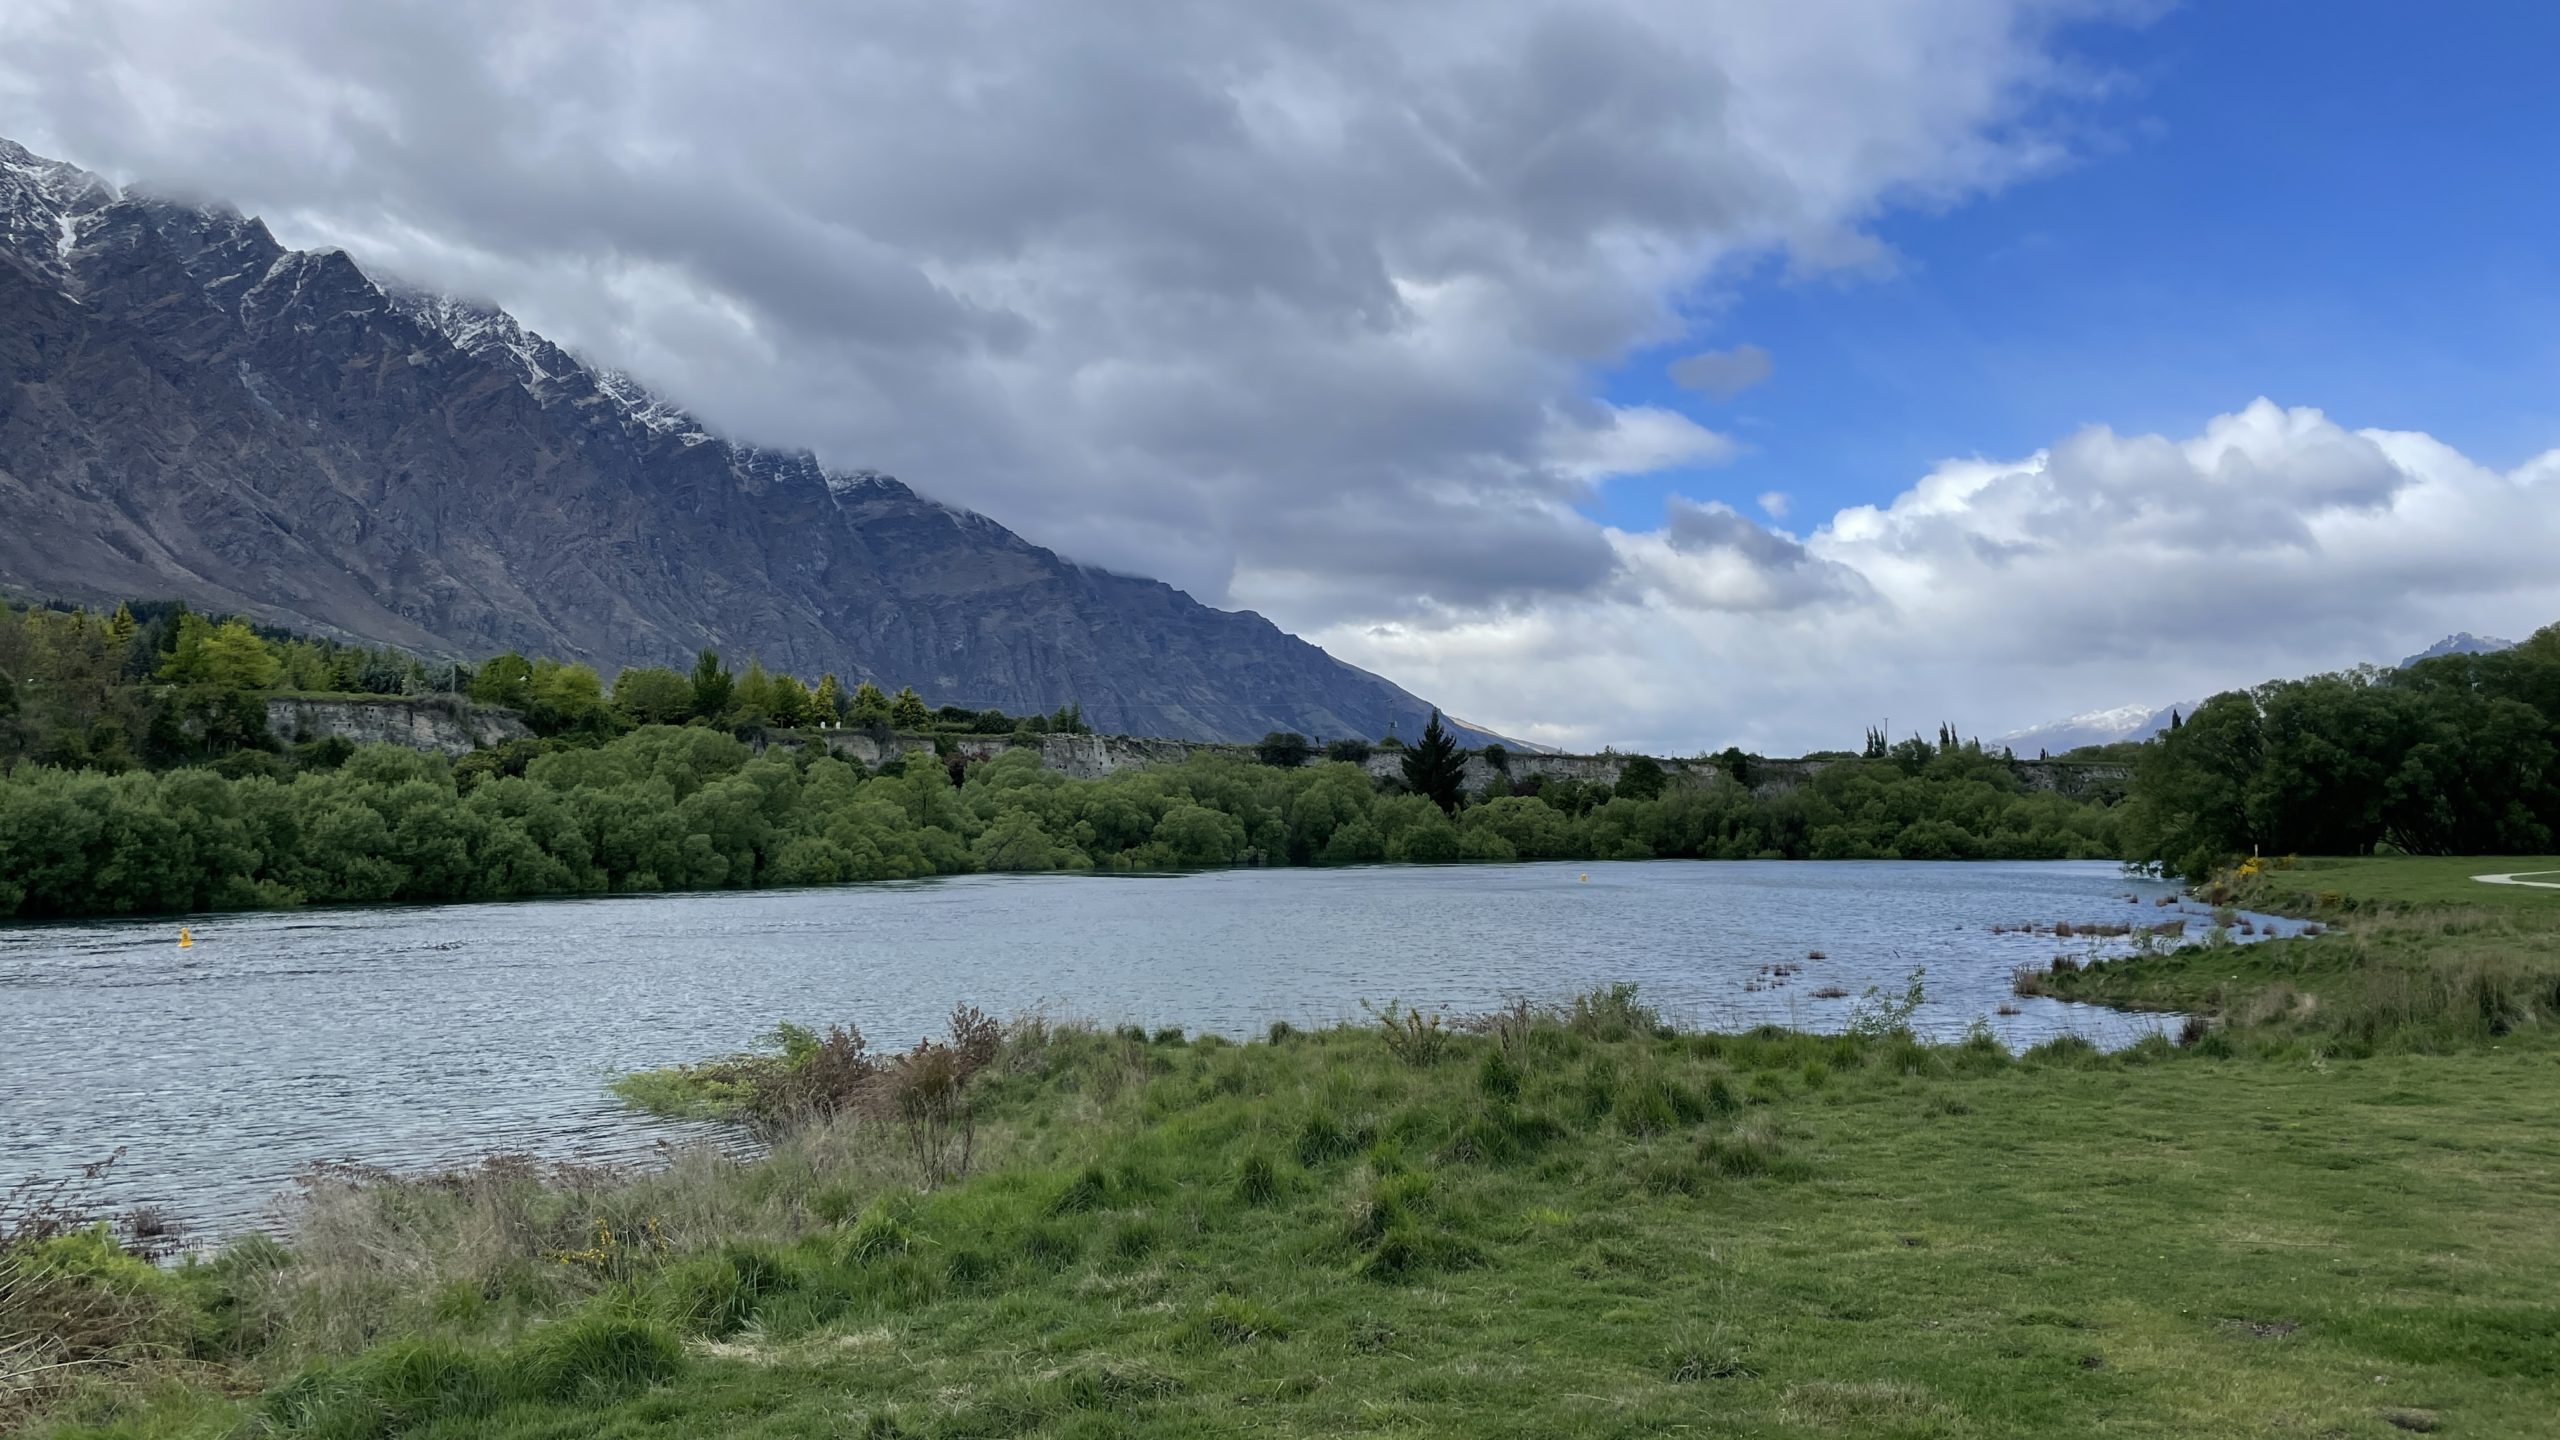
2,860,2269,1233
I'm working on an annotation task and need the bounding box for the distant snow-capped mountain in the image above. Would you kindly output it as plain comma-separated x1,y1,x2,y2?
2398,632,2515,668
1997,632,2523,756
1995,701,2195,757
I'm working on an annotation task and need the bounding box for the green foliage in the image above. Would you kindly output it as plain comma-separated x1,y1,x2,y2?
2121,626,2560,878
610,666,694,726
467,652,536,708
1717,745,1755,786
1254,731,1312,768
688,649,735,721
1615,754,1668,801
0,710,2138,918
1846,967,1929,1038
848,681,892,727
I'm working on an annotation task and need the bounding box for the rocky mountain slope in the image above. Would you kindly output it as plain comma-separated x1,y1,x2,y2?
0,137,1501,746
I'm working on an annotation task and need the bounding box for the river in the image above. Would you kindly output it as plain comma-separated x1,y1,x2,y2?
1,860,2271,1234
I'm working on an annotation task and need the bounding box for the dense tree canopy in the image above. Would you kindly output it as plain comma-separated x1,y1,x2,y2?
20,594,2547,924
2119,625,2560,877
0,723,2123,920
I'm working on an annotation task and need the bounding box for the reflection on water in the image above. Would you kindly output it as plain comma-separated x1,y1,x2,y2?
0,861,2290,1232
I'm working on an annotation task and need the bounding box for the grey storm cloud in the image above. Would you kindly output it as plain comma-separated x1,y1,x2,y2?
0,0,2115,624
1668,344,1773,399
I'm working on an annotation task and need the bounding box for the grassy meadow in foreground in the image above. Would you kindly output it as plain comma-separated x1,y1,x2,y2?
11,885,2560,1440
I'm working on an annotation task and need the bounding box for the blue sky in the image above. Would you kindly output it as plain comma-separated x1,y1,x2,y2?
1595,3,2560,534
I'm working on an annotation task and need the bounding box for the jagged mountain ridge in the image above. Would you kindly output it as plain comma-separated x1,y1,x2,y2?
0,138,1505,746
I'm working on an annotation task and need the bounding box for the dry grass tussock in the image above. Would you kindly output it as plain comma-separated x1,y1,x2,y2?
263,1006,1050,1368
1,1152,198,1427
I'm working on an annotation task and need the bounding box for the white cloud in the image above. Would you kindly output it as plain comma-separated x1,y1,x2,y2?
0,0,2131,620
1317,401,2560,754
30,6,2523,759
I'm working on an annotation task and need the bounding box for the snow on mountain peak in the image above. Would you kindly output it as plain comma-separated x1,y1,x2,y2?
0,138,118,288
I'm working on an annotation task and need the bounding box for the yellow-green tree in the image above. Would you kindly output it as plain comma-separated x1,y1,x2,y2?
198,619,283,691
850,681,892,726
890,686,932,729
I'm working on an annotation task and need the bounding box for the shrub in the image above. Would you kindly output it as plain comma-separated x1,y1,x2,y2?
1367,1001,1450,1067
1569,983,1662,1042
1846,968,1928,1038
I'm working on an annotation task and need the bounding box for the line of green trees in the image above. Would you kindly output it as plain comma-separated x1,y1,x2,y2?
2119,624,2560,878
0,719,2123,919
19,599,2548,921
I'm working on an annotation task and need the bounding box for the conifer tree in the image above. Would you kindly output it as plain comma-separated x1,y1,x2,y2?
850,680,892,726
1401,709,1467,813
689,649,734,720
768,673,812,728
890,686,932,729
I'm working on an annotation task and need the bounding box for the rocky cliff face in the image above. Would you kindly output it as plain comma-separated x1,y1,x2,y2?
0,138,1501,747
265,698,532,758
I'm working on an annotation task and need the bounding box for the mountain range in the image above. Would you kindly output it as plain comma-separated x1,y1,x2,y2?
0,137,1504,747
1995,632,2518,755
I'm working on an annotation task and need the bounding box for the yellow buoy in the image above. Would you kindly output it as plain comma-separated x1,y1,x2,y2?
1579,873,1588,883
177,927,192,948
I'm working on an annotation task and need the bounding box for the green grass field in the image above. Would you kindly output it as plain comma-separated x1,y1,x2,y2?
2242,855,2560,909
13,860,2560,1438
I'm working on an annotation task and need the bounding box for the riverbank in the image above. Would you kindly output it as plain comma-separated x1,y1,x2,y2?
13,955,2560,1437
2024,856,2560,1055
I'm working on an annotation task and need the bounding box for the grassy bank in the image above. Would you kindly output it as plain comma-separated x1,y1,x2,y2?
2026,857,2560,1054
12,961,2560,1438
